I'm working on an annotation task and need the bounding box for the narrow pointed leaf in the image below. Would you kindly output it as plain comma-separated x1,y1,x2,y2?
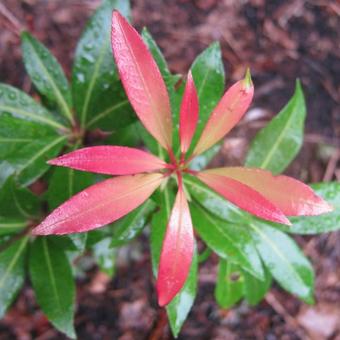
156,185,194,306
215,260,244,309
179,72,199,154
248,222,314,303
0,176,40,218
190,202,264,279
21,32,73,124
0,84,67,131
111,11,172,150
30,238,76,338
197,172,290,225
6,135,67,187
48,146,167,175
111,199,156,247
0,218,27,236
167,249,198,338
32,173,163,235
0,237,28,318
290,181,340,234
245,80,306,174
189,43,225,154
73,0,134,129
243,267,272,306
193,74,254,156
205,167,332,216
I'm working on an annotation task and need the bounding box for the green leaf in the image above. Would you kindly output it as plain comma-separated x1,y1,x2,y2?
215,260,244,309
93,238,116,277
73,0,134,129
29,237,76,338
167,248,198,338
150,187,174,276
185,175,245,224
189,143,221,171
245,80,306,174
190,202,264,279
21,32,73,125
0,84,67,131
243,267,272,306
6,134,67,186
290,182,340,234
142,28,180,90
111,199,156,247
248,222,314,303
0,217,27,236
47,160,95,210
189,43,225,154
0,115,56,160
0,176,40,218
104,122,141,147
0,236,28,317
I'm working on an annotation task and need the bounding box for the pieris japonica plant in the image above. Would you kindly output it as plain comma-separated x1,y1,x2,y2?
0,1,339,338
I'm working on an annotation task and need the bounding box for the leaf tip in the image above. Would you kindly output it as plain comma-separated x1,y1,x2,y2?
243,67,253,90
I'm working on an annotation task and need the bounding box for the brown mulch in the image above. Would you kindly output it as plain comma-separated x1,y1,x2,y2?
0,1,339,339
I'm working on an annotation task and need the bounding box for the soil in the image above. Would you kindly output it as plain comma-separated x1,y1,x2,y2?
0,1,339,339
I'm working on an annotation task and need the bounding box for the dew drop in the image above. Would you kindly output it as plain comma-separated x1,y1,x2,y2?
8,91,16,100
84,42,93,51
102,83,110,90
77,73,85,83
83,53,95,63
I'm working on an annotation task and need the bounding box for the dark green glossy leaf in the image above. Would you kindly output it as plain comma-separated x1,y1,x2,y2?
0,218,27,236
215,260,244,309
29,237,76,338
150,187,173,275
21,32,73,125
290,182,340,234
245,80,306,174
248,222,314,303
6,134,67,186
0,236,28,317
93,238,116,277
185,175,246,224
0,176,40,218
73,0,134,130
243,266,272,306
0,84,67,131
0,115,56,160
167,249,197,338
111,199,156,247
104,122,141,147
47,161,95,210
190,202,264,279
189,43,225,154
142,28,180,90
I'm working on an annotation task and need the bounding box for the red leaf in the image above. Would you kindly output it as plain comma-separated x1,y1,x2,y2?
204,167,333,216
156,184,194,306
197,172,291,225
32,173,164,235
111,11,172,150
48,146,167,175
193,70,254,156
179,71,199,154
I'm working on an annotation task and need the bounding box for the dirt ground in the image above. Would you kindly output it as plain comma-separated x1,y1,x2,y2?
0,1,339,339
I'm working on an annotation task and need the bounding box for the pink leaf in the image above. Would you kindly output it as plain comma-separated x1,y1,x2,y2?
156,184,194,306
32,173,164,235
197,172,291,225
111,11,172,150
48,146,167,175
204,167,333,216
193,70,254,156
179,71,199,154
